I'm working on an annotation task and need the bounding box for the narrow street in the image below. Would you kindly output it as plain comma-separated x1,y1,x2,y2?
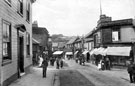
58,59,135,86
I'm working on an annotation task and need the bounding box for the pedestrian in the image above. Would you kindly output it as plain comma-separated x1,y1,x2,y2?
105,57,110,70
127,61,134,83
60,58,63,68
56,58,59,69
42,58,48,78
51,57,55,66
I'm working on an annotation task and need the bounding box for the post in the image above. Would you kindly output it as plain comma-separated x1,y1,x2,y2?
133,42,135,62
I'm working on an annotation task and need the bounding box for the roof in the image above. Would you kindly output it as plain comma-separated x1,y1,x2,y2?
74,37,82,43
85,38,93,42
84,29,95,38
32,27,48,35
98,18,133,28
66,37,78,44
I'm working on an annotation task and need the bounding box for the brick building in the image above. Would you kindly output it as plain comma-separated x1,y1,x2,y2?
0,0,36,86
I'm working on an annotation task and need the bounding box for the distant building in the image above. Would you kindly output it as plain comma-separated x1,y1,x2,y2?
84,30,94,51
52,42,66,51
52,42,59,51
32,21,49,60
0,0,36,85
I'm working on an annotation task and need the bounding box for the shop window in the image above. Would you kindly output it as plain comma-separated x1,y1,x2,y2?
17,0,23,15
26,32,30,55
2,20,12,63
26,2,30,22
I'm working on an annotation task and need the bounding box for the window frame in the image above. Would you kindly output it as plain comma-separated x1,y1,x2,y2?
112,27,120,42
2,20,12,66
26,1,30,22
26,32,30,55
17,0,23,16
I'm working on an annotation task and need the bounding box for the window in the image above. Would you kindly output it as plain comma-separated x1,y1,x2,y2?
17,0,23,15
5,0,11,5
26,2,30,21
112,29,120,42
2,20,11,62
26,32,30,55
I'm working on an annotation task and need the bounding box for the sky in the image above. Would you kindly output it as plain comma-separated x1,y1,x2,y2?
32,0,135,36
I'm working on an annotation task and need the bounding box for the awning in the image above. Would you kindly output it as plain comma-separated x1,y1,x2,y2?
106,47,131,56
102,48,108,56
53,51,63,55
74,51,78,55
94,47,105,55
66,52,73,55
90,48,98,55
82,50,89,55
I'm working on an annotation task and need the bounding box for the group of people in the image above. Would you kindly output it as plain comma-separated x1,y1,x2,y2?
38,54,48,78
75,52,85,66
97,57,111,70
37,54,64,78
56,57,63,69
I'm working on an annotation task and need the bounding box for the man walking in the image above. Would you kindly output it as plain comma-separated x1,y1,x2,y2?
127,60,134,83
42,57,48,78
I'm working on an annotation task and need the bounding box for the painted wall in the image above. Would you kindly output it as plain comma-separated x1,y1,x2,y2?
121,26,135,42
0,0,33,85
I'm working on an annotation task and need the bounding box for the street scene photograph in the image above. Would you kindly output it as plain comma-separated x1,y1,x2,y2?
0,0,135,86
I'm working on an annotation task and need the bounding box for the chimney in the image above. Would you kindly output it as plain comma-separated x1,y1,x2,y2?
32,21,38,27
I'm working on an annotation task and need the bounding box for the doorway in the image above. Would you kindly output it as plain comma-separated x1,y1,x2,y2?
18,35,25,77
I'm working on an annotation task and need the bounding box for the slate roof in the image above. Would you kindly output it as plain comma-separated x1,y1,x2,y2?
66,37,78,44
32,27,48,35
32,26,49,46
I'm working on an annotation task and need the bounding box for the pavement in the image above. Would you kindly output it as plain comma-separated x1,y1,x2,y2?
9,63,60,86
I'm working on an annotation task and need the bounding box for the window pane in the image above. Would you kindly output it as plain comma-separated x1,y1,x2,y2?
6,25,10,42
2,20,11,62
3,23,8,42
3,43,8,57
112,31,119,41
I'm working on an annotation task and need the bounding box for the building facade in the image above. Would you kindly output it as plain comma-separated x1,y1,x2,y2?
0,0,36,86
93,15,135,65
32,21,49,60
